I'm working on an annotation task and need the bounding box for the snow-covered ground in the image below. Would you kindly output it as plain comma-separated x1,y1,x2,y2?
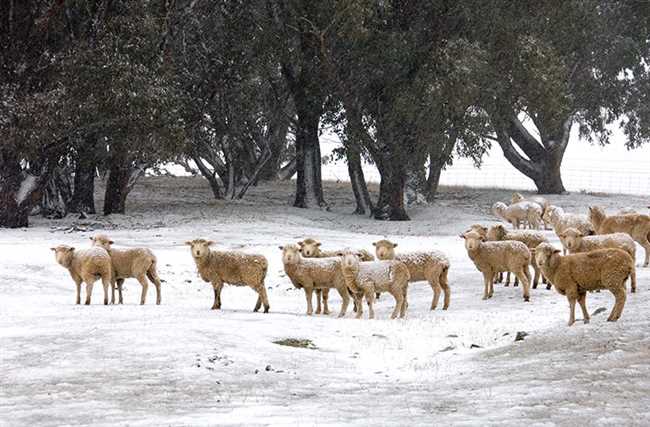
1,178,650,426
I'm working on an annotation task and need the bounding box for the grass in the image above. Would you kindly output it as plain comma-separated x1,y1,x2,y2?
273,338,317,350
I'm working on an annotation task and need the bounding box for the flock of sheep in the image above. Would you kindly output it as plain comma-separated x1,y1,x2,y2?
50,192,650,327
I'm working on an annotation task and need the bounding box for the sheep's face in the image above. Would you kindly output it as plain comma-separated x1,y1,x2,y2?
298,239,321,257
281,244,301,264
492,202,506,216
186,239,213,258
588,206,605,224
339,250,361,270
543,206,559,224
466,224,488,239
560,228,582,251
534,243,558,267
373,240,396,260
90,235,114,251
460,231,483,251
511,192,524,204
51,245,75,266
486,225,505,241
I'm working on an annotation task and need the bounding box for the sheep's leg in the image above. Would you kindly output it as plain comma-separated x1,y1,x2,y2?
314,289,322,315
488,272,494,298
136,274,150,305
255,285,270,313
211,281,223,310
354,293,364,319
73,276,82,305
514,268,531,302
441,271,450,310
532,263,540,289
578,291,590,324
482,273,490,300
513,274,519,287
496,272,503,283
322,288,331,315
337,287,350,318
84,282,94,305
116,279,124,304
429,275,441,311
608,287,627,322
146,267,162,305
365,289,376,319
504,271,510,287
389,289,403,320
630,265,637,293
641,240,650,268
567,295,577,326
400,285,408,318
304,287,314,316
101,274,111,306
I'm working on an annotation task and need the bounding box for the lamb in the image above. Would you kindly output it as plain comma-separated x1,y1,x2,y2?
589,206,650,267
338,249,410,319
51,245,112,305
297,238,374,313
460,230,532,302
372,239,450,310
280,244,351,317
535,243,633,326
486,225,550,289
511,192,551,229
543,205,594,253
492,201,542,229
559,227,637,292
186,239,269,312
90,235,162,305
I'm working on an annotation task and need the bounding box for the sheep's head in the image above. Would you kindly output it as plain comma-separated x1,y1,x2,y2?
543,205,560,224
298,238,321,257
467,224,488,239
588,206,606,224
337,248,362,270
280,244,301,264
372,239,397,260
511,192,524,204
460,230,484,251
492,202,507,217
186,239,214,258
51,245,75,267
90,234,114,251
486,224,506,241
559,228,582,251
534,243,560,268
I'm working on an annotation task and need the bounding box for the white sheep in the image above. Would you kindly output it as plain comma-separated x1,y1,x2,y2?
186,239,269,312
280,244,351,317
511,192,551,229
543,205,594,253
338,249,410,319
461,230,532,302
90,235,162,305
492,201,542,229
51,245,112,305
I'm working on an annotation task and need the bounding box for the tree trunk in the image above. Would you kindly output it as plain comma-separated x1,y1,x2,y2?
69,144,97,214
278,157,297,180
103,147,144,215
258,117,289,181
293,104,325,208
192,154,223,199
345,145,373,215
40,165,73,219
404,164,427,206
426,134,456,201
0,150,49,228
373,158,409,221
495,113,571,194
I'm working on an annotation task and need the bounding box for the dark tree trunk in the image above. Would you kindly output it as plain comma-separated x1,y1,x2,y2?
293,104,325,208
103,146,145,215
495,113,570,194
278,157,297,180
69,137,97,214
426,133,456,201
345,145,373,215
373,158,409,221
40,165,73,219
258,117,289,181
192,154,223,199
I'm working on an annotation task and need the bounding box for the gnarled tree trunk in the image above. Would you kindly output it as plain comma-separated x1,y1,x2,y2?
293,101,325,208
426,132,456,201
345,145,373,215
103,145,146,215
373,155,408,221
69,136,98,214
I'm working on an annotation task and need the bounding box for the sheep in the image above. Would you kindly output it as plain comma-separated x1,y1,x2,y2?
460,230,532,302
486,224,550,289
559,227,637,293
492,201,542,229
511,192,551,229
186,239,269,313
618,207,637,215
543,205,594,253
297,238,374,314
589,206,650,267
280,244,351,317
535,243,633,326
90,235,162,305
51,245,112,305
372,239,450,310
338,249,410,319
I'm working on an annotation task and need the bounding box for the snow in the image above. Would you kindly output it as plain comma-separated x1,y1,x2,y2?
2,177,650,425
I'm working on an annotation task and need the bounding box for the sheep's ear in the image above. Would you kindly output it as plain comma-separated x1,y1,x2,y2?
297,241,304,247
50,247,56,251
558,232,565,238
552,249,561,255
185,241,193,246
67,247,75,252
459,234,466,239
336,252,344,257
356,253,363,259
278,246,284,250
89,236,95,241
372,242,377,246
206,240,215,246
315,242,321,247
108,240,114,245
392,243,398,248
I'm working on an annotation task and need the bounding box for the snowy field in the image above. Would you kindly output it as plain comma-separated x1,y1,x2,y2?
2,177,650,426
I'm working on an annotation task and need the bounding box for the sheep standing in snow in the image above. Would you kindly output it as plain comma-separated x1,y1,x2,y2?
461,230,532,302
535,243,633,325
492,201,542,230
511,192,551,229
589,206,650,267
372,239,450,310
297,238,374,314
91,235,162,305
486,225,549,289
560,227,637,292
280,244,351,317
187,239,269,313
338,249,410,319
51,245,112,305
543,205,594,254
